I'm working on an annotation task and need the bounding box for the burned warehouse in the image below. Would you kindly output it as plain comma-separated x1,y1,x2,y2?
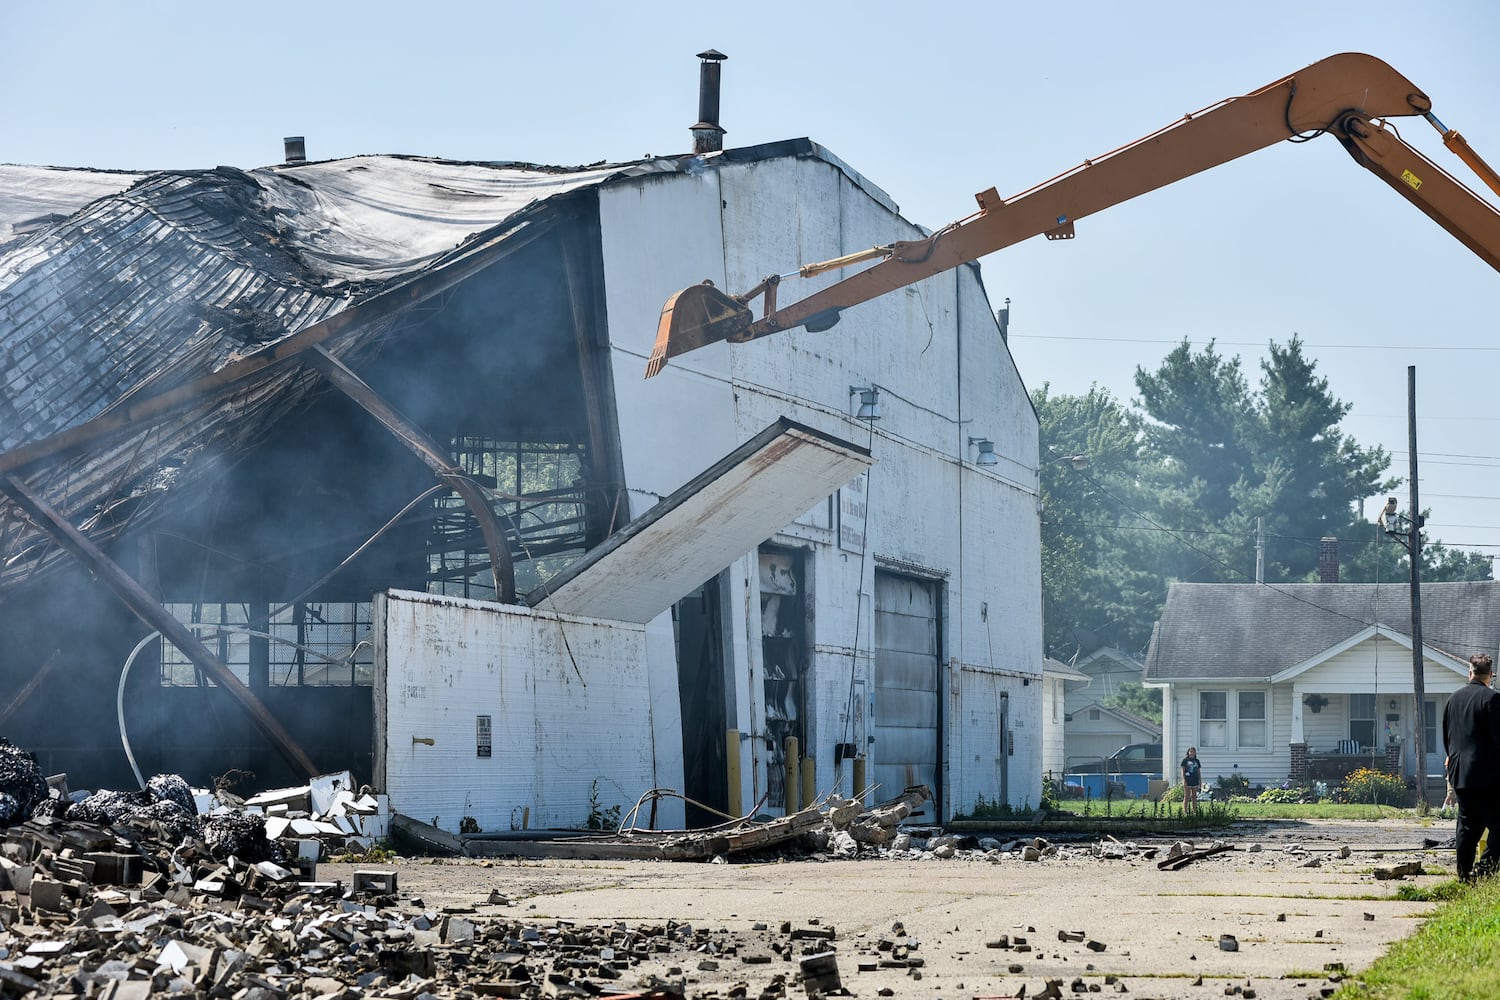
0,106,1045,830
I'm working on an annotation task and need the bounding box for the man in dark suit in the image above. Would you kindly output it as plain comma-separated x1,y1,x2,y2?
1443,652,1500,880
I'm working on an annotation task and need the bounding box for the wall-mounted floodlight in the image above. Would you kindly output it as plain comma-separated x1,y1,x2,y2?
968,436,999,466
849,385,881,421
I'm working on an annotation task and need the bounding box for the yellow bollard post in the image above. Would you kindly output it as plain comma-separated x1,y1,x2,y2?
852,756,867,803
785,736,801,813
802,756,816,812
725,729,742,818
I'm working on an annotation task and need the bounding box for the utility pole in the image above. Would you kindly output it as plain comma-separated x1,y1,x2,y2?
1408,366,1427,811
1379,367,1427,810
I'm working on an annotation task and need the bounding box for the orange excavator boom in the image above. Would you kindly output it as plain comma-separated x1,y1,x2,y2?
645,52,1500,378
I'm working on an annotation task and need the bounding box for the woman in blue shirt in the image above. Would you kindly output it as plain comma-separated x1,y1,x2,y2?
1181,746,1202,814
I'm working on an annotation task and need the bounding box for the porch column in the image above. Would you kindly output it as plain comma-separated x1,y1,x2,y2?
1289,688,1308,782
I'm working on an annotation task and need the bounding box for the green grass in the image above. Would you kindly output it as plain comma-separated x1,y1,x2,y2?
1221,801,1417,820
1040,799,1414,821
1334,877,1500,999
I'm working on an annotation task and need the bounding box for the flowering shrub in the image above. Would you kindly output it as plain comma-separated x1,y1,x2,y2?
1256,786,1308,804
1336,767,1408,805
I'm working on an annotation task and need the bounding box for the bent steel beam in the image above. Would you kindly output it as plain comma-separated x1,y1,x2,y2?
0,474,319,778
304,346,517,604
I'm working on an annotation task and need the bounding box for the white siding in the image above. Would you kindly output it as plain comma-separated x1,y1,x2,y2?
598,151,1042,820
1289,637,1468,697
374,590,663,833
1167,684,1285,789
1161,636,1472,789
1041,675,1067,776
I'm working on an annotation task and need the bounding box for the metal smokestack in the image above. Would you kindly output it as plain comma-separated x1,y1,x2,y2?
691,49,727,154
283,136,307,164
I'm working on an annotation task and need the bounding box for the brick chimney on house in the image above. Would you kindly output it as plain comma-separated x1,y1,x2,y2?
1319,536,1340,583
691,50,728,154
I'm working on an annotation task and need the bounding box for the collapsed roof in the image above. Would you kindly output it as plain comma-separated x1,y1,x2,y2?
0,154,674,592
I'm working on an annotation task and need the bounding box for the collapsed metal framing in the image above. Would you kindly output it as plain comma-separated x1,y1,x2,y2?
0,213,568,776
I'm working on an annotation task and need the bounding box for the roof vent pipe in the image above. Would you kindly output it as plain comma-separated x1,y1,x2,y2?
690,50,727,154
283,136,307,164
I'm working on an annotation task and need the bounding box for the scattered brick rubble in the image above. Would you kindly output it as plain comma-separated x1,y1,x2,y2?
0,741,1426,999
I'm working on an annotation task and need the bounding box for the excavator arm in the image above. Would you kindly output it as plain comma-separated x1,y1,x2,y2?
646,52,1500,378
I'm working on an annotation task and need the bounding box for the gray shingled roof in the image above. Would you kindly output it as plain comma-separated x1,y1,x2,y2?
1143,580,1500,681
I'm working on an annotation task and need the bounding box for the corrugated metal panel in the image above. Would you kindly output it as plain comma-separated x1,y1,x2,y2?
528,419,872,623
874,572,939,814
0,165,147,240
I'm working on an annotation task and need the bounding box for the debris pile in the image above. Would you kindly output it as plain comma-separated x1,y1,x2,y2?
0,740,48,825
0,810,889,1000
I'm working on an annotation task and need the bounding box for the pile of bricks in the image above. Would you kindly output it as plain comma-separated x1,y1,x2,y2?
0,812,875,999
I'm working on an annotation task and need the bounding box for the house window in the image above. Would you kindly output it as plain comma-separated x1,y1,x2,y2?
1237,691,1267,749
1425,699,1440,756
1089,708,1101,721
1349,694,1377,750
1199,691,1228,747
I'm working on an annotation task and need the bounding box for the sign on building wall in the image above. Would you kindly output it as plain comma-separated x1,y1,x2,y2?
839,473,869,553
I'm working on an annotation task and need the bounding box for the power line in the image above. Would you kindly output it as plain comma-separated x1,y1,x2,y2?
1011,333,1500,353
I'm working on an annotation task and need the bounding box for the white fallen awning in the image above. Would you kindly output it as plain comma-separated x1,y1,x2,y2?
527,417,872,622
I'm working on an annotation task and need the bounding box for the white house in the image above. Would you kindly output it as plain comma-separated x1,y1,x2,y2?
1143,581,1500,794
1062,647,1148,717
1062,702,1161,774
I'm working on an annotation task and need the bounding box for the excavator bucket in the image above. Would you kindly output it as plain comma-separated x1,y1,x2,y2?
644,281,753,378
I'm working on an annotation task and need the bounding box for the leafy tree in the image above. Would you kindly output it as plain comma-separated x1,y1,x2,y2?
1034,383,1162,657
1249,338,1397,582
1105,681,1163,724
1036,337,1490,662
1133,337,1400,585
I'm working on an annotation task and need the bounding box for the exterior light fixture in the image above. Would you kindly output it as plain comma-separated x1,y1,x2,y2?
849,385,881,421
1042,452,1090,472
968,436,999,466
1377,495,1423,551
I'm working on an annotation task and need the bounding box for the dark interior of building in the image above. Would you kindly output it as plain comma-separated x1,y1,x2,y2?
0,202,626,796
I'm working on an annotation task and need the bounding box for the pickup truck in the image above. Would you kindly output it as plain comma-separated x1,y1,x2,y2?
1067,742,1164,777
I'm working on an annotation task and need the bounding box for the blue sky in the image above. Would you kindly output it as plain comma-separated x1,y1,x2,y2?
5,0,1500,568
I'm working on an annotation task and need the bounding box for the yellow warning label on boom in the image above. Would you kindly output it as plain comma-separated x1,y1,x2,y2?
1400,169,1423,191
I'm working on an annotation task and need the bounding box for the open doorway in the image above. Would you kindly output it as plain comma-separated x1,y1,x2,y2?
675,576,728,828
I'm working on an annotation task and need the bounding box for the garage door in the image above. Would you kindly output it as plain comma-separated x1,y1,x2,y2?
874,572,940,818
